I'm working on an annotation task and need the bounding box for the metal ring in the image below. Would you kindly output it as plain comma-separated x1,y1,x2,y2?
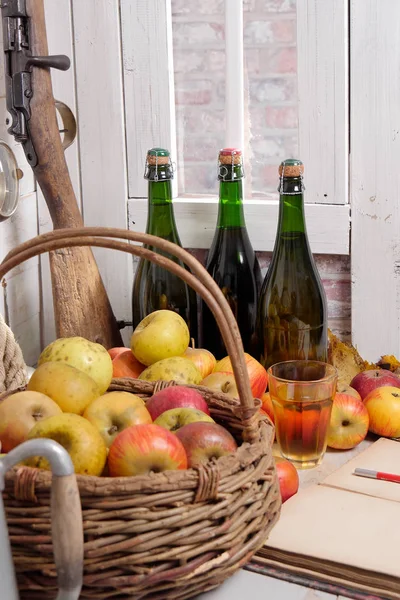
54,100,77,151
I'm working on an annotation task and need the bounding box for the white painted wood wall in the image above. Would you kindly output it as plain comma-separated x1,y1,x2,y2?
0,0,398,365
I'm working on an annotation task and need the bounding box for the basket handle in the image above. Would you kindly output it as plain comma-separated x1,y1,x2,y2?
0,439,83,600
1,227,260,442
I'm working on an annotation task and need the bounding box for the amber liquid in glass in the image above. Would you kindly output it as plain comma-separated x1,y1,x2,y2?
272,395,333,468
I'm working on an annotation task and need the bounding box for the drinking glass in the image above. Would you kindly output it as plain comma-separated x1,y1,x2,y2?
267,360,337,469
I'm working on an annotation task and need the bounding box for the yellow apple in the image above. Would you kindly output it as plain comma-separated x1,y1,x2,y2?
27,362,101,414
26,413,107,476
138,357,202,385
83,391,152,447
201,372,239,398
0,391,62,452
38,336,113,395
182,347,216,379
364,386,400,438
130,310,190,366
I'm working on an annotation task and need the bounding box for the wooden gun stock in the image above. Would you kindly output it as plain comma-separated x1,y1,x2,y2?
26,0,123,348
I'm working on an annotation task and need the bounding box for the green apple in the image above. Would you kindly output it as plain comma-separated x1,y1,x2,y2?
131,310,190,366
138,357,202,385
154,407,214,432
38,336,113,395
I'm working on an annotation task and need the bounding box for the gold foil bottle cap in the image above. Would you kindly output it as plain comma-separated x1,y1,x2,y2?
278,159,304,178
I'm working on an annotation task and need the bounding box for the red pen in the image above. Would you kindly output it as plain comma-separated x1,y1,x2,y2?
353,467,400,484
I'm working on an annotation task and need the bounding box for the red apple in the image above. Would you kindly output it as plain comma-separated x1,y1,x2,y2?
327,393,369,450
200,372,239,398
274,456,299,503
213,353,268,398
83,391,152,448
261,392,274,424
108,347,128,360
364,386,400,438
154,407,214,431
175,422,237,467
350,369,400,400
145,386,210,421
108,423,187,476
112,350,145,379
336,382,362,401
182,347,216,379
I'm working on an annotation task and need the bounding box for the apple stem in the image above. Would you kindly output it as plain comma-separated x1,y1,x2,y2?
191,338,195,349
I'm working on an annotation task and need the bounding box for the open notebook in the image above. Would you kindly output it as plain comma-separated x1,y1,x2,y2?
254,439,400,599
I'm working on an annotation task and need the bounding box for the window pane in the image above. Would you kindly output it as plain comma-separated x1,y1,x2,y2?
172,0,299,197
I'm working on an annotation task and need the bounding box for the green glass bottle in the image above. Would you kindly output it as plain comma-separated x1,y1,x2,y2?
132,148,198,342
201,148,262,358
256,159,327,369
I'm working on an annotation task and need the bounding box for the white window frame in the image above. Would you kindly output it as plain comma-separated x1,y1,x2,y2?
122,0,350,255
26,0,399,361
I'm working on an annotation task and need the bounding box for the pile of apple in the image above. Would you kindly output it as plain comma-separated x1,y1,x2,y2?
324,370,400,450
0,310,296,500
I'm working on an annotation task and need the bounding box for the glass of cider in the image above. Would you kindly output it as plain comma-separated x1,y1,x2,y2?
268,360,338,469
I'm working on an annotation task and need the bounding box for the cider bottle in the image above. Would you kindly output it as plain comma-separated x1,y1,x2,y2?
256,159,327,369
132,148,198,342
201,148,262,358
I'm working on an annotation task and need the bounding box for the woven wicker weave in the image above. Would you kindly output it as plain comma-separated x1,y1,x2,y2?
0,227,281,599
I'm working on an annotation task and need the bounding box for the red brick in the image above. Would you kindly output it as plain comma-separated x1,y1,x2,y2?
244,18,296,45
244,21,274,45
176,106,225,134
265,106,298,128
244,0,257,11
271,19,296,43
251,136,286,159
174,50,205,73
172,0,224,15
183,136,224,164
245,49,261,74
261,47,297,74
208,50,225,72
175,80,214,105
249,77,296,103
256,0,296,12
315,254,351,275
173,22,224,46
322,278,351,306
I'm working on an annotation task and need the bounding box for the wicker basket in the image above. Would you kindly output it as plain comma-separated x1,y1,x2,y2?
0,227,281,600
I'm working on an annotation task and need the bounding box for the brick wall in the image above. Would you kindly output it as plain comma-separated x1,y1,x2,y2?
172,0,298,196
171,0,350,342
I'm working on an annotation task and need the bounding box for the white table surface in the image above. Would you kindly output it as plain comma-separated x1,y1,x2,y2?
195,437,375,600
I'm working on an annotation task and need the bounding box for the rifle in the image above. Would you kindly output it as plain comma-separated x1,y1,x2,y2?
1,0,123,348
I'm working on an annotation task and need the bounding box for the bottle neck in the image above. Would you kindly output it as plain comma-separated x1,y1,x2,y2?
217,179,245,228
277,177,306,234
146,179,179,240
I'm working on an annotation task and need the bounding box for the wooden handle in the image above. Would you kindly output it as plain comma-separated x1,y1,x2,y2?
24,0,122,348
51,473,83,600
0,227,260,442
